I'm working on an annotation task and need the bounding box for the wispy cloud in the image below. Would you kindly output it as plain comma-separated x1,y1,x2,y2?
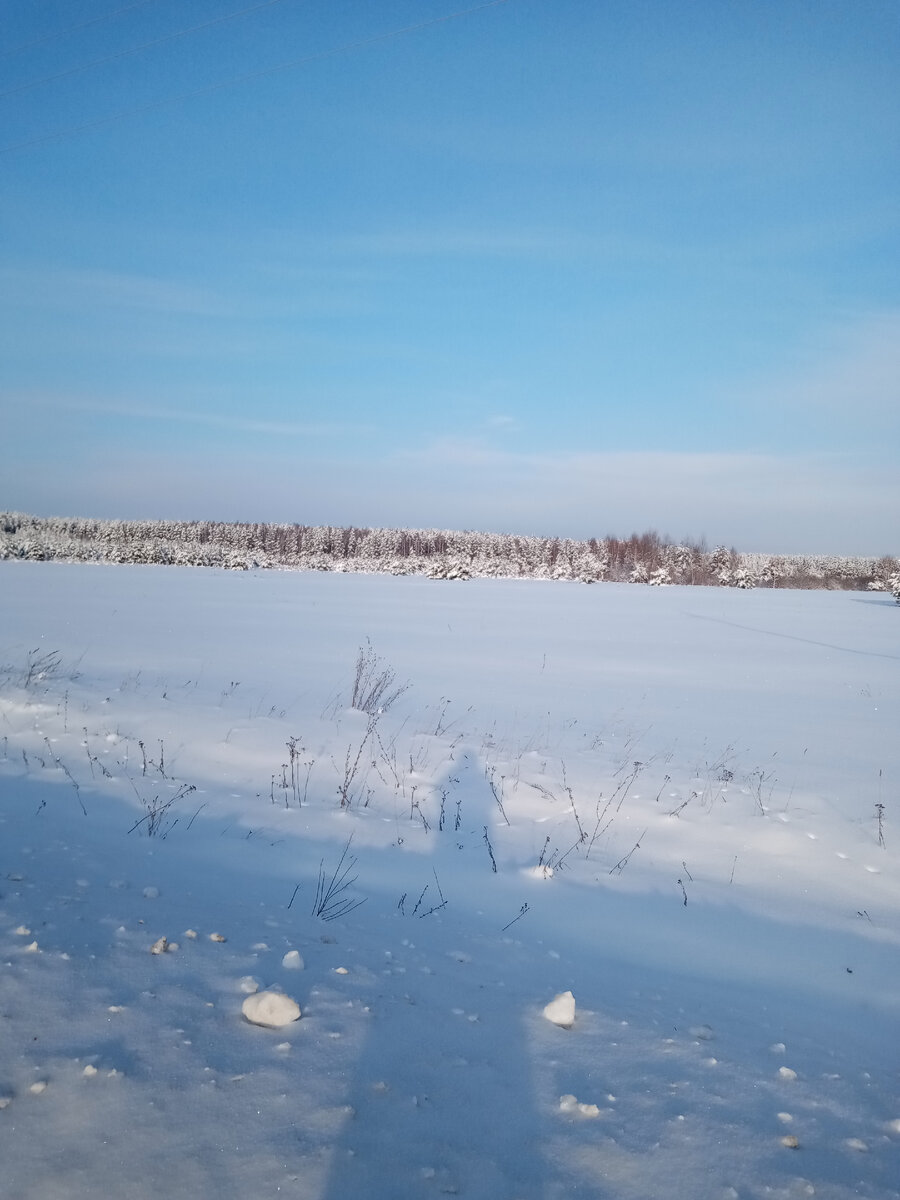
267,216,891,275
0,265,233,318
13,392,368,439
766,310,900,425
735,309,900,441
275,226,681,263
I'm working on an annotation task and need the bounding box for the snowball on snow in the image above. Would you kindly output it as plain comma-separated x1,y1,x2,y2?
559,1094,600,1118
282,950,304,970
543,990,576,1028
241,991,301,1028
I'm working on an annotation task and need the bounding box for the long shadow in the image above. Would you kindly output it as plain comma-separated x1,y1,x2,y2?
318,746,554,1199
316,912,549,1199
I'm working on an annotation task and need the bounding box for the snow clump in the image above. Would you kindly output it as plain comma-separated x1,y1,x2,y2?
543,990,576,1029
241,991,301,1028
559,1094,601,1118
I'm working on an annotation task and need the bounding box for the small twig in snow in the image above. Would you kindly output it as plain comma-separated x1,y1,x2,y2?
609,829,647,875
875,800,886,848
483,826,498,873
185,801,207,831
501,903,530,932
486,766,510,826
312,836,366,920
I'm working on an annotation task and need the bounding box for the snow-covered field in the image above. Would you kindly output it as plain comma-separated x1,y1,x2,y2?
1,562,898,1200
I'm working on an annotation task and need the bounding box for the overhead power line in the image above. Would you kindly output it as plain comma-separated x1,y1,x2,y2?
0,0,511,156
1,1,157,60
1,0,291,99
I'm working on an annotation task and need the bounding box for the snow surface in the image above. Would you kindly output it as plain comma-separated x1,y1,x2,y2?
1,562,898,1199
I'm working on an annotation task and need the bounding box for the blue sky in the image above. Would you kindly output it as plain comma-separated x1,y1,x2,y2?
1,0,897,553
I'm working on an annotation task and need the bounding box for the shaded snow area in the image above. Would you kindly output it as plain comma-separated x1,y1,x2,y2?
1,562,898,1200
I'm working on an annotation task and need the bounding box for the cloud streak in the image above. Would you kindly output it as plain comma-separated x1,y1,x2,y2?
758,310,900,430
1,266,234,318
9,392,368,439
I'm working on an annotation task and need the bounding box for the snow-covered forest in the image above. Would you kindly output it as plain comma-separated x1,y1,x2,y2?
2,512,897,592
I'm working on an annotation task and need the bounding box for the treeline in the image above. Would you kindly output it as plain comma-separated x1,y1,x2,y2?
1,512,897,591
